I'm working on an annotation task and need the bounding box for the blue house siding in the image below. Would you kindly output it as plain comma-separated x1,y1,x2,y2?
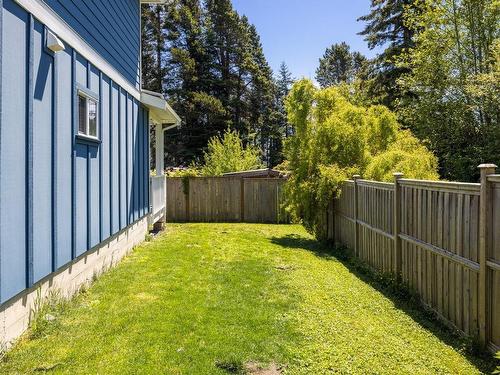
133,105,140,221
100,77,111,240
75,143,88,257
120,90,127,229
0,0,28,300
0,0,150,303
111,83,120,235
32,19,53,282
55,47,73,268
89,67,100,248
42,0,141,89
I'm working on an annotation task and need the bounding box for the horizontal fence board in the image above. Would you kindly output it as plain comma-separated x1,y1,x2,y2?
330,174,499,349
400,179,480,195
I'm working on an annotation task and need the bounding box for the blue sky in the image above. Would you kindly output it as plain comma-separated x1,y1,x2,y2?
232,0,380,80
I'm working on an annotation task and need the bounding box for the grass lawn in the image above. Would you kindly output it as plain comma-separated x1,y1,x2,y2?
0,224,495,374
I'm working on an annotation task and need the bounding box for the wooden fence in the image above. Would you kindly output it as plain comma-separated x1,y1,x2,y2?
326,164,500,351
165,177,288,223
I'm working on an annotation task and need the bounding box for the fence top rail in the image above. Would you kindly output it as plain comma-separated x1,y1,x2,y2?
343,180,355,186
357,179,394,190
243,177,287,181
166,176,285,181
166,176,244,185
399,179,480,195
487,174,500,183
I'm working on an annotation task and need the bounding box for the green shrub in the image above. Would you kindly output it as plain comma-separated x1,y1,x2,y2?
284,79,438,237
200,129,263,176
494,352,500,374
165,168,200,178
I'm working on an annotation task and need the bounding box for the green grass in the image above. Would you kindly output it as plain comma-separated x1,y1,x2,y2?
0,224,495,374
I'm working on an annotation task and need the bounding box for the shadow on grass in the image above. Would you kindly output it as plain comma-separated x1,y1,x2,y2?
270,233,496,373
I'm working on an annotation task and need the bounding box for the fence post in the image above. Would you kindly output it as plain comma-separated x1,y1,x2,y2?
393,172,404,279
353,175,361,257
478,163,496,346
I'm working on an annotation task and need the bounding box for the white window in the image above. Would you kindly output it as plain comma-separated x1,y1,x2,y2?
78,92,98,139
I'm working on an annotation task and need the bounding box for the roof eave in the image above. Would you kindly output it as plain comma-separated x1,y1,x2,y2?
140,90,181,126
140,0,167,4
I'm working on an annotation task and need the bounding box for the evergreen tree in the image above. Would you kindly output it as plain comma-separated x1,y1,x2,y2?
275,62,294,138
315,42,367,87
163,0,227,165
358,0,415,108
142,0,281,168
204,0,241,123
245,22,280,166
141,4,167,92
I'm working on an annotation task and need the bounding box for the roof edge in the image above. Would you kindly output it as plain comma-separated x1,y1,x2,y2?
140,90,181,126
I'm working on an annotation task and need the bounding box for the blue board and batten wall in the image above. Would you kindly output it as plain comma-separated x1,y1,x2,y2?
42,0,141,89
0,0,150,303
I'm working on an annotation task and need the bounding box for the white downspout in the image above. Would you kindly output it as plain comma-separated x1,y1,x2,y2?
155,122,164,176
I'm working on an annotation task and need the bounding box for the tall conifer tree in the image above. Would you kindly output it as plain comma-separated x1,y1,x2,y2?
358,0,415,108
275,62,294,148
141,4,167,92
142,0,282,167
315,42,367,87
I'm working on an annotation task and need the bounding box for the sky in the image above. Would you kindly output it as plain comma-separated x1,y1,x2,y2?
231,0,381,80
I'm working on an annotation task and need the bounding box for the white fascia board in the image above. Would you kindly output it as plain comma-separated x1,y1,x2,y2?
141,92,167,111
141,91,181,126
14,0,141,100
164,101,181,125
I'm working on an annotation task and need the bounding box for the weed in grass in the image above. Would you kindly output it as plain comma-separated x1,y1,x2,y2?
215,358,245,374
29,289,68,340
33,362,61,372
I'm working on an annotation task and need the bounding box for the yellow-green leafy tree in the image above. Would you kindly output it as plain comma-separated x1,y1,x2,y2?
201,129,263,176
284,79,438,237
397,0,499,181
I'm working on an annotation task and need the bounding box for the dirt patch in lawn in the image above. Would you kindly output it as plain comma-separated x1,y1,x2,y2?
244,361,282,375
215,360,282,374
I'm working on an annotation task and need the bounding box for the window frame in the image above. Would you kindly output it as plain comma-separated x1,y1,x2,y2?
76,85,100,144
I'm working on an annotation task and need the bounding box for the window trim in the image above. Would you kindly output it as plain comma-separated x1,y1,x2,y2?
76,85,100,144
